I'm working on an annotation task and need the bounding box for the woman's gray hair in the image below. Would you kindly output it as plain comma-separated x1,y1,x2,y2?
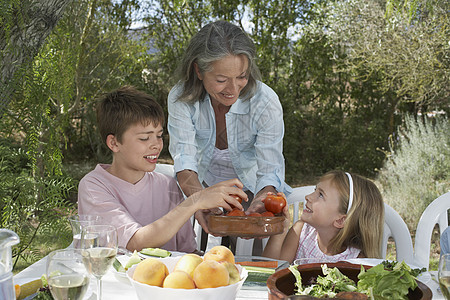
175,20,261,103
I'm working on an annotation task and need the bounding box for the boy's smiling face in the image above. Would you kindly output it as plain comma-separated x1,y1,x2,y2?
107,121,163,184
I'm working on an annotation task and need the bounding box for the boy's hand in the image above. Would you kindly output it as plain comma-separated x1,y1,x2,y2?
192,178,247,215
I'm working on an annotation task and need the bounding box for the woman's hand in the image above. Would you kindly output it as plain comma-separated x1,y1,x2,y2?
246,186,278,214
194,209,215,234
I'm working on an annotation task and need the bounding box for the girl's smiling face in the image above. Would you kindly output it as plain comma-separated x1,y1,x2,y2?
196,54,249,107
107,121,163,183
301,178,345,230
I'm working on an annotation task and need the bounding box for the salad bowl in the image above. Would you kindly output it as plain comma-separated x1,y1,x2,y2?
267,261,432,299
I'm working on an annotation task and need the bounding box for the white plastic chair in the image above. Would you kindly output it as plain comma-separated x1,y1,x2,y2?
235,186,315,256
154,163,175,177
413,192,450,270
382,203,415,265
287,186,315,223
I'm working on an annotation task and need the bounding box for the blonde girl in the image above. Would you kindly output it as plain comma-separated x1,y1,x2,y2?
263,170,384,264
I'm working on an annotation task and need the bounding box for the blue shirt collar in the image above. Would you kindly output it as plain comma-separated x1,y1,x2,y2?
205,94,250,115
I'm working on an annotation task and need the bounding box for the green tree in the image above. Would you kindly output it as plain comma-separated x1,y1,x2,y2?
0,0,72,115
1,0,152,267
327,0,449,114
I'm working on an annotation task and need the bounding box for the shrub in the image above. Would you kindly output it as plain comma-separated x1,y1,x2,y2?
376,114,449,231
0,139,74,270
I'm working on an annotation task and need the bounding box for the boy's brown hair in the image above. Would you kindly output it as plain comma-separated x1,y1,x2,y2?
96,85,165,144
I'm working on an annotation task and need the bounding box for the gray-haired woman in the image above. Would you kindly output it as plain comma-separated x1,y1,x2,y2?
168,20,291,253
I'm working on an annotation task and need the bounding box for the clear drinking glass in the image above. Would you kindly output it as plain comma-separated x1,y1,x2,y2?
80,225,117,300
68,215,102,249
439,253,450,299
46,249,90,300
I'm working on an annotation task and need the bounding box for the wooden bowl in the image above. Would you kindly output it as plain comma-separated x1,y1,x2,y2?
208,215,284,237
266,262,432,300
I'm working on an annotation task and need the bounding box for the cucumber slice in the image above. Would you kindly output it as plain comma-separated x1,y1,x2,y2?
124,250,142,270
113,258,126,272
140,247,171,258
245,271,272,283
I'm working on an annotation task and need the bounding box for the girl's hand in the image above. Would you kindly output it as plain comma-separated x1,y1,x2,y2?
280,199,291,232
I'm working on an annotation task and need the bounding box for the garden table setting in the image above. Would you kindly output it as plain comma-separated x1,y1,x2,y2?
13,252,445,300
13,251,271,300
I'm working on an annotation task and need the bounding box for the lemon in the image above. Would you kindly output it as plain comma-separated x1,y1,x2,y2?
17,278,42,300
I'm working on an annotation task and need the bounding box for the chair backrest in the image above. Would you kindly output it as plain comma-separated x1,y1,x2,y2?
235,186,315,256
287,186,315,223
382,203,414,265
154,163,175,177
413,192,450,270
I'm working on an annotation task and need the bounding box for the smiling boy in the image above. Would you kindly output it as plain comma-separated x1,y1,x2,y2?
77,86,246,252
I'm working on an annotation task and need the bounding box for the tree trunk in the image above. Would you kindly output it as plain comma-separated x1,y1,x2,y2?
0,0,72,114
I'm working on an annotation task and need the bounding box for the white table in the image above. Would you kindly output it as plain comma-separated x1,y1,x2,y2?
13,255,268,300
13,256,443,299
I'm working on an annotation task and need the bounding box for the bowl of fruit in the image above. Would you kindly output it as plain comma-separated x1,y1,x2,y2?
208,194,286,237
126,246,248,300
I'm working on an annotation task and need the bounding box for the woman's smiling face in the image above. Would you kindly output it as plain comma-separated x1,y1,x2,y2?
196,54,249,107
301,178,344,230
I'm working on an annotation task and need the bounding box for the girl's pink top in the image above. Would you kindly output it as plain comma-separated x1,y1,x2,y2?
295,223,360,264
78,164,197,252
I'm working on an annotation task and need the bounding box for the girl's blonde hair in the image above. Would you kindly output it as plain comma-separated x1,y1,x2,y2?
322,170,384,258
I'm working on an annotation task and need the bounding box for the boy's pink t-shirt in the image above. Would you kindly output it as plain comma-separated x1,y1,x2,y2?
77,164,197,252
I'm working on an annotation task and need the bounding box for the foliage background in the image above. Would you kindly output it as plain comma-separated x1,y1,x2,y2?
0,0,448,271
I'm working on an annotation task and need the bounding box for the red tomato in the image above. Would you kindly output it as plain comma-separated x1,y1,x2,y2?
229,194,244,209
231,195,243,204
264,195,287,214
226,208,245,217
247,212,262,217
261,211,275,217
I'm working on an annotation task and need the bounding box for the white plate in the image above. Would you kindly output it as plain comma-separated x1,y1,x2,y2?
344,258,432,284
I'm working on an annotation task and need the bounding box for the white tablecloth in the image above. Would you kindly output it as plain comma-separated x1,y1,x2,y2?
13,256,443,299
13,255,268,300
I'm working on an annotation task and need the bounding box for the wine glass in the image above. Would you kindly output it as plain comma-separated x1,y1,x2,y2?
439,253,450,299
46,249,90,300
68,215,103,249
80,224,117,300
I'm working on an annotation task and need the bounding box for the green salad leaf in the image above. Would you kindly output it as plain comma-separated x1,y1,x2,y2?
356,261,418,299
290,264,357,298
33,275,53,300
289,260,423,299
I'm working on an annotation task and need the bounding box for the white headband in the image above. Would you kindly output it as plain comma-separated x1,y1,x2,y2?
345,172,354,214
